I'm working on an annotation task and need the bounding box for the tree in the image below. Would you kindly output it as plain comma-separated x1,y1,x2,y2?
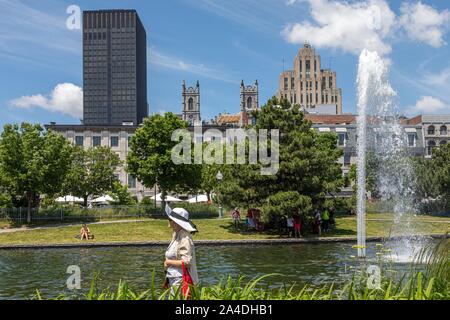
261,191,312,227
428,143,450,210
0,191,12,208
109,181,137,205
126,113,201,209
63,146,121,207
217,97,344,223
0,123,72,222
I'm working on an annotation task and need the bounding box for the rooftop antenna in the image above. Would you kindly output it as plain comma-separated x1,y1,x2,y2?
282,58,285,72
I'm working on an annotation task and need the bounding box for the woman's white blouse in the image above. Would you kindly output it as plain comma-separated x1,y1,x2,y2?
165,239,182,278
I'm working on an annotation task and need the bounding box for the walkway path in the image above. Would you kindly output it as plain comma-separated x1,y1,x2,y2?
0,219,150,234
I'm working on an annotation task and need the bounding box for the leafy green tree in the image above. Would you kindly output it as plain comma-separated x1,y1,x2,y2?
109,181,137,205
429,143,450,210
63,146,121,207
0,192,12,208
126,113,201,209
140,196,156,207
0,123,72,222
217,97,344,223
348,150,380,201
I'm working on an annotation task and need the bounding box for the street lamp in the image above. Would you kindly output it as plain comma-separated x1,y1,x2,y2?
216,171,223,218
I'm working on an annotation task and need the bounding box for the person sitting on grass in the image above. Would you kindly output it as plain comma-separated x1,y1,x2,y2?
80,223,94,240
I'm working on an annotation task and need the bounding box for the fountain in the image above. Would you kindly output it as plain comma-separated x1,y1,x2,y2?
356,50,419,259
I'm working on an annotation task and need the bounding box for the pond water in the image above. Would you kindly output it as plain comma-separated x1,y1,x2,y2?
0,241,431,300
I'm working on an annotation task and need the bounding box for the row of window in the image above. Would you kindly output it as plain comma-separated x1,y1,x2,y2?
84,33,136,43
427,125,448,135
84,90,137,96
283,77,335,91
283,93,339,105
83,11,137,30
318,132,426,149
75,136,134,148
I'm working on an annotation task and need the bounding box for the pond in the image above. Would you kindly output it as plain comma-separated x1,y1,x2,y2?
0,240,432,300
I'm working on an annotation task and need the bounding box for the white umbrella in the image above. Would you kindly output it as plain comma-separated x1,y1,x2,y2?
91,195,115,203
150,193,183,202
187,194,209,203
55,195,84,203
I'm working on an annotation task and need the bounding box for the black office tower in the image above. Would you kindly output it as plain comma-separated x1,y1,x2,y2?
83,10,148,126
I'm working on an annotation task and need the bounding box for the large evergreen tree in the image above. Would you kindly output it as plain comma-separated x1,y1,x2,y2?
217,97,344,223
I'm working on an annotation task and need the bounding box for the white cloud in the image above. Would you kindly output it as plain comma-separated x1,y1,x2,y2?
282,0,396,55
423,67,450,87
9,83,83,119
399,1,450,48
282,0,450,56
406,96,450,114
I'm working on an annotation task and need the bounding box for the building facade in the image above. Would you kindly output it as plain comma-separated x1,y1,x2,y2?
305,115,426,192
83,9,148,126
410,115,450,157
45,124,155,201
277,43,343,114
182,81,201,125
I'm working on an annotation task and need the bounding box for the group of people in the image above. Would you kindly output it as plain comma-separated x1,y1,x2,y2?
312,208,336,236
286,215,302,238
284,208,336,237
231,207,263,231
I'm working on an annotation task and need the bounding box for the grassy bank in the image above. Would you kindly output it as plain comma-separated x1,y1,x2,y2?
0,213,449,245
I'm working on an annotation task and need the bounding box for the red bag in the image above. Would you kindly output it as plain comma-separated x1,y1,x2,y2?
181,261,194,299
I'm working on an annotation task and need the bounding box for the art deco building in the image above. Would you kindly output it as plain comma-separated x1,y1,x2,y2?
277,43,342,114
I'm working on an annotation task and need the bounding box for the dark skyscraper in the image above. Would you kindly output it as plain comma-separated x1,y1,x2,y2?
83,9,148,126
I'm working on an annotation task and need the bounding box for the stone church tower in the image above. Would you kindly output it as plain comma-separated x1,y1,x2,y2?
240,80,259,126
182,80,201,125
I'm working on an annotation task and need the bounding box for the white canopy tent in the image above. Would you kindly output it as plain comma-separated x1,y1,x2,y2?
151,193,183,203
91,195,115,204
187,194,209,203
55,195,84,203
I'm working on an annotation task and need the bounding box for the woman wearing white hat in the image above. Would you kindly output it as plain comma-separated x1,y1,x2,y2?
163,204,199,295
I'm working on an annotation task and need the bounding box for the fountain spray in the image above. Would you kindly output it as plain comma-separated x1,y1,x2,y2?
356,49,418,260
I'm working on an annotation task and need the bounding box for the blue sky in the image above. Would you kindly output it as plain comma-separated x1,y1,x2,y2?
0,0,449,129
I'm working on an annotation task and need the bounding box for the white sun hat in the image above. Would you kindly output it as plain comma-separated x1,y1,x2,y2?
165,204,198,233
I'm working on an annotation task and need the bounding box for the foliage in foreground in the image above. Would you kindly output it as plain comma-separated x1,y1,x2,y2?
34,238,449,301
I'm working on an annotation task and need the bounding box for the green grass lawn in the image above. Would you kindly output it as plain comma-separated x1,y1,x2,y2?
0,213,448,245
